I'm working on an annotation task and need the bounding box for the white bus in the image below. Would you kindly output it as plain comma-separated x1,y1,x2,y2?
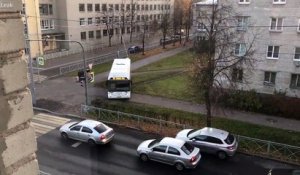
107,58,131,99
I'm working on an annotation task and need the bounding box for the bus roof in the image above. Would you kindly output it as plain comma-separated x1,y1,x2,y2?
107,58,131,80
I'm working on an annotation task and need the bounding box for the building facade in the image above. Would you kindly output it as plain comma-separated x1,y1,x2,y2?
193,0,300,98
22,0,44,58
36,0,174,52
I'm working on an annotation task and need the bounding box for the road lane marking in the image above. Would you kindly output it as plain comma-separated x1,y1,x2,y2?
71,141,82,148
31,122,56,130
34,114,71,126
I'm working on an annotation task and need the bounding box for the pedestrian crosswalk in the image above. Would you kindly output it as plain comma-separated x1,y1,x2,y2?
27,73,48,83
31,113,71,138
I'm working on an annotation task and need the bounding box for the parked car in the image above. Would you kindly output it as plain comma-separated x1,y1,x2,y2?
59,119,114,146
159,37,173,45
176,127,238,160
136,137,201,171
128,45,142,54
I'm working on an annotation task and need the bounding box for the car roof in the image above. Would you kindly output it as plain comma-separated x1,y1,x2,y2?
198,127,229,140
78,119,102,128
160,137,185,148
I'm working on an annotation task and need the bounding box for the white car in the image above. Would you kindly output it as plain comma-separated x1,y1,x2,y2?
59,119,114,146
176,127,238,159
137,137,201,171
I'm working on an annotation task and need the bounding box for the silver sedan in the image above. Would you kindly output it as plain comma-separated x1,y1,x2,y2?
59,119,114,146
176,127,238,159
137,137,201,171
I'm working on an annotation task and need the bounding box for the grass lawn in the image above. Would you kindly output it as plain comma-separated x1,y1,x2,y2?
132,72,198,103
131,50,199,102
133,50,194,72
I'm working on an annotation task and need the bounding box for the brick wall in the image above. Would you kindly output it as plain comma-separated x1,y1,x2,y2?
0,0,39,175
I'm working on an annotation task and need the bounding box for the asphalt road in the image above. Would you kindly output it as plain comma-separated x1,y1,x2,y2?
36,122,299,175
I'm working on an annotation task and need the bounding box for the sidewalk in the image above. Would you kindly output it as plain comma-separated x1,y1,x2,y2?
35,44,300,133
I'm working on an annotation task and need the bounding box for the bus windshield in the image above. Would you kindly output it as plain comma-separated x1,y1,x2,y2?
107,80,131,91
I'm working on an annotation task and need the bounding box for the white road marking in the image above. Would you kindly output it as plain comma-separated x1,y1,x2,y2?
71,141,82,148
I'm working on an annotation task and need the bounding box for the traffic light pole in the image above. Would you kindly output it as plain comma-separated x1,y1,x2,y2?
26,39,89,105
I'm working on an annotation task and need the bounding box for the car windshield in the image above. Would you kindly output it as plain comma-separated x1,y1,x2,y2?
224,133,235,144
94,124,107,133
187,129,198,137
148,139,161,148
69,122,78,128
181,143,194,155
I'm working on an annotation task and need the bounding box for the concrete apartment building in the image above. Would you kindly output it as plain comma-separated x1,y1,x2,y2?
34,0,174,53
193,0,300,98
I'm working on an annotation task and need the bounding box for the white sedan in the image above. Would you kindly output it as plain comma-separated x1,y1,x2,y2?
59,119,114,146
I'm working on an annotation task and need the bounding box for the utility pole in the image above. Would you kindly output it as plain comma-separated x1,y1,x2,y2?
24,15,37,105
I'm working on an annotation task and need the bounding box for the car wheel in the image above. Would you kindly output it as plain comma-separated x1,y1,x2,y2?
88,139,96,146
61,132,68,140
217,151,227,160
139,154,148,162
175,163,184,171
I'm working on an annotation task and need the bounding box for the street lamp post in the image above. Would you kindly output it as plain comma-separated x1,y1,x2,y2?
26,39,89,105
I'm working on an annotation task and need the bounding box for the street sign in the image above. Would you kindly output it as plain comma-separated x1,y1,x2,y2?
37,56,45,66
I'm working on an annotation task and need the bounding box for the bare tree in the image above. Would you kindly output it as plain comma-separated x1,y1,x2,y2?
160,3,172,49
101,4,115,47
179,0,193,42
129,0,138,42
189,0,258,127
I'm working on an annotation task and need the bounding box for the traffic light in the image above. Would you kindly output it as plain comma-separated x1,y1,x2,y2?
77,69,94,85
88,71,94,83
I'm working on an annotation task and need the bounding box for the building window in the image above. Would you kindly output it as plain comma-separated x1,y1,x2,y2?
197,23,206,32
115,4,119,11
232,68,243,82
290,74,300,89
137,5,140,11
95,17,101,25
126,4,130,11
238,0,250,4
237,16,248,31
109,4,113,11
264,72,276,85
103,29,108,36
115,28,120,35
79,4,85,12
96,30,101,39
294,47,300,60
95,4,100,12
154,5,156,10
273,0,286,4
81,32,86,40
270,18,283,31
145,5,148,11
235,43,246,56
298,19,300,32
114,16,119,22
87,4,93,12
127,27,130,34
88,18,93,25
141,5,144,10
267,46,280,59
89,31,94,39
137,25,140,32
102,4,107,11
39,4,53,15
80,18,85,26
40,19,54,30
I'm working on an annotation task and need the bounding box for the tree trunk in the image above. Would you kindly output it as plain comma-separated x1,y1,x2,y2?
205,90,212,127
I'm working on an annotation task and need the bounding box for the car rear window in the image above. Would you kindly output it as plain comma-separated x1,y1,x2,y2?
224,134,235,144
94,124,107,133
181,143,194,155
148,139,161,148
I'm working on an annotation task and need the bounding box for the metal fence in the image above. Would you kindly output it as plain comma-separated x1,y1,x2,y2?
81,104,300,165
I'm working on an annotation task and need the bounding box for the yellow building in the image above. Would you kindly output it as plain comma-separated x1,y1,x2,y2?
22,0,44,58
